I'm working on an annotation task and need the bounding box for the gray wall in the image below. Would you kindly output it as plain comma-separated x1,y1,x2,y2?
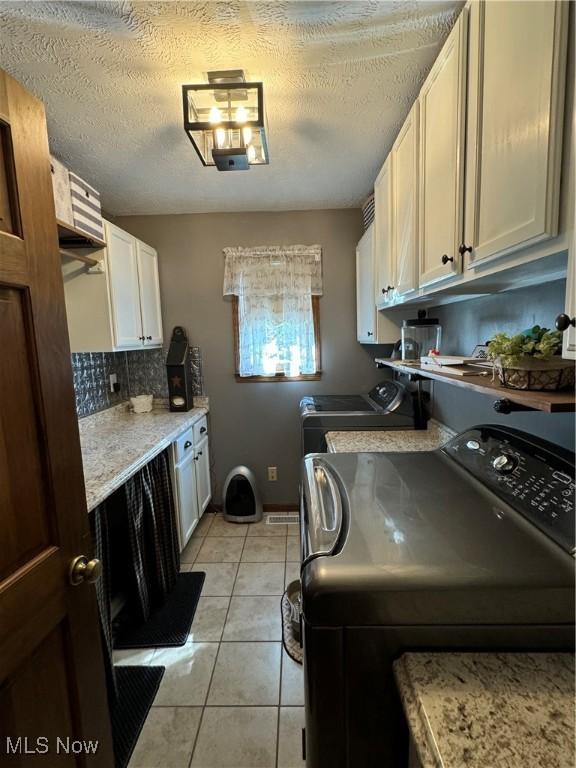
116,209,390,504
426,280,574,451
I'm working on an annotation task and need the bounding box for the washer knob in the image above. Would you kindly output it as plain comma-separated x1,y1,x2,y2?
492,454,515,473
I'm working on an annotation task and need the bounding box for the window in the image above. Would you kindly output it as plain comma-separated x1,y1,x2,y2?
223,245,322,381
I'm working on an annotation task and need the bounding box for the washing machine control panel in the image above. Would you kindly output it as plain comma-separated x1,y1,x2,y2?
444,427,575,556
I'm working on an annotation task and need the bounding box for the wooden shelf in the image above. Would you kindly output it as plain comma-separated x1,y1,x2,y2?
57,219,106,250
375,358,576,414
59,249,99,269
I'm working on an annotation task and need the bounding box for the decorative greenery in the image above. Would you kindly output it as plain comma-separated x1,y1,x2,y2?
487,326,563,367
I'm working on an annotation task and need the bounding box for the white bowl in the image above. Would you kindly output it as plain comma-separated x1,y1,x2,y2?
130,394,154,413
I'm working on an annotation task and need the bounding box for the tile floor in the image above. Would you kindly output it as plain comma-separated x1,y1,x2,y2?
118,512,305,768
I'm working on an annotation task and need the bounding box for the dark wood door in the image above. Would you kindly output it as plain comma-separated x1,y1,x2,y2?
0,69,114,764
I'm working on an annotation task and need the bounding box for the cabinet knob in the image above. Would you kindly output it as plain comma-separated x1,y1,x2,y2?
367,331,374,337
184,440,192,450
458,243,472,255
441,254,454,265
200,426,207,434
146,335,152,340
194,456,199,461
138,336,144,341
198,450,203,456
382,286,394,295
555,313,576,332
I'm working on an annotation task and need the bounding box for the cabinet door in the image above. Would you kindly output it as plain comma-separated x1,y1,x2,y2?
464,0,568,266
175,452,200,549
195,436,212,515
563,238,576,360
392,102,419,297
356,225,376,342
374,156,395,307
105,221,143,349
419,10,467,287
136,240,163,347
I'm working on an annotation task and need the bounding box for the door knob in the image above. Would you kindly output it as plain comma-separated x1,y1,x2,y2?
555,313,576,332
69,556,102,586
441,254,454,265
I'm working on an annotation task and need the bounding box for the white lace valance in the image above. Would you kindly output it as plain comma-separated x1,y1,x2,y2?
223,245,323,297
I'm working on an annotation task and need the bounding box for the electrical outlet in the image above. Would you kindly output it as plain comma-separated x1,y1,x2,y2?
268,466,278,482
109,373,117,393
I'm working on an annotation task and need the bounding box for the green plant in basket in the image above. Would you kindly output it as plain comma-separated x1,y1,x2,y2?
487,326,563,367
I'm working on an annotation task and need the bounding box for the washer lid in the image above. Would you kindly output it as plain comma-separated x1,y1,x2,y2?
301,451,574,627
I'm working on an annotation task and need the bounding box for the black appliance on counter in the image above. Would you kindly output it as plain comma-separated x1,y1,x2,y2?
166,326,194,412
299,378,429,455
299,425,575,767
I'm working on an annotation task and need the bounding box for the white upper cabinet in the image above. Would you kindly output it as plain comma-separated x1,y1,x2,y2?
374,156,395,308
418,9,468,287
464,0,568,267
106,222,144,350
356,225,377,342
136,240,163,347
391,102,419,297
64,221,164,352
356,223,399,344
562,235,576,360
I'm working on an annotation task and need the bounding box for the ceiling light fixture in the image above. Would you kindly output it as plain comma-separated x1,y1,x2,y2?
182,70,269,171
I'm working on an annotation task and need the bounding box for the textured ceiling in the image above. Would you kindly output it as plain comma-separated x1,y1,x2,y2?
0,1,462,215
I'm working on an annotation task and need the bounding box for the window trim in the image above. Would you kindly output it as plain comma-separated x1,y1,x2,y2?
232,295,322,382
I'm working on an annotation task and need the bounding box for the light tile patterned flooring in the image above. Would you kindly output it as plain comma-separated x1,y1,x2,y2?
117,513,305,768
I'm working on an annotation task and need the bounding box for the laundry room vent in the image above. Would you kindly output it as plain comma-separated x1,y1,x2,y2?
266,513,299,526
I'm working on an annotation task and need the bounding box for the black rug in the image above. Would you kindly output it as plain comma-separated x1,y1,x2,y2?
114,571,206,649
111,665,165,768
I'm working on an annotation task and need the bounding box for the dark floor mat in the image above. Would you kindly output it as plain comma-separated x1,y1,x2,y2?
114,571,205,649
111,665,165,768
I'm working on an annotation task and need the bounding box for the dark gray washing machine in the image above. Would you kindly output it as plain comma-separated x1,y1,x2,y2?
299,378,429,455
299,425,575,768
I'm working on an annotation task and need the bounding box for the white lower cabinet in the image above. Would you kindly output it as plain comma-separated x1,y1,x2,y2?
171,419,212,551
195,435,211,515
174,450,200,549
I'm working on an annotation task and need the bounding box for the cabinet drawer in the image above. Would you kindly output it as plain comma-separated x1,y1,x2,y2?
193,416,208,445
174,427,195,463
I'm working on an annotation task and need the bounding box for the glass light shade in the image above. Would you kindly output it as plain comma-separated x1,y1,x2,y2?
182,81,269,167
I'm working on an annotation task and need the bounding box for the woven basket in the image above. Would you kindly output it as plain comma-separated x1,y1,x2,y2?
495,357,575,391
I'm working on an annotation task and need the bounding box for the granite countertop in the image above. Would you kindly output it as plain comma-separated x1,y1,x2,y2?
394,652,575,768
79,404,208,511
325,420,455,453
